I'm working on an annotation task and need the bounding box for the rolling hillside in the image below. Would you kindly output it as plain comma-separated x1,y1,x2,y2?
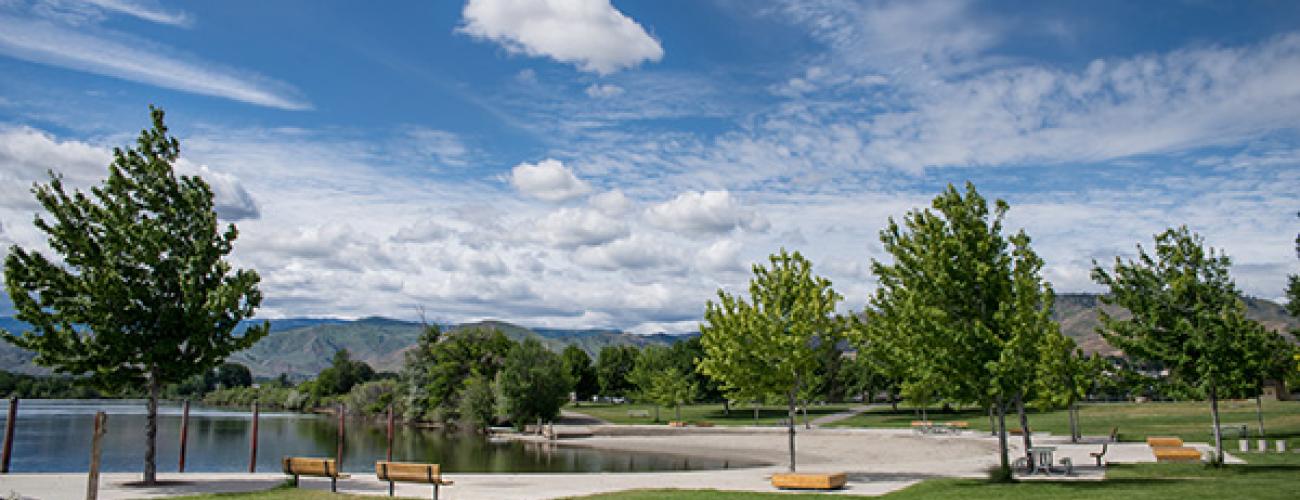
0,294,1295,377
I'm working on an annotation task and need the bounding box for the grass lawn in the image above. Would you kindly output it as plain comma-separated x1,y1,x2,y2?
568,402,853,426
570,456,1300,500
828,399,1300,446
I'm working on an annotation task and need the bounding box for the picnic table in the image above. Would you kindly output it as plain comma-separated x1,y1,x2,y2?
1028,446,1060,475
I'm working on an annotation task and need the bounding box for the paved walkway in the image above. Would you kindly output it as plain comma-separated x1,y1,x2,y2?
810,404,883,426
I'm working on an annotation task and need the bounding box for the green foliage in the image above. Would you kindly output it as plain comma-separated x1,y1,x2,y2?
498,338,572,429
597,344,639,397
457,373,497,432
0,369,114,398
1092,226,1284,464
699,248,842,471
627,345,697,420
312,349,375,398
0,107,267,484
343,379,397,416
861,182,1058,477
1288,212,1299,318
562,344,599,401
400,325,513,422
0,108,268,392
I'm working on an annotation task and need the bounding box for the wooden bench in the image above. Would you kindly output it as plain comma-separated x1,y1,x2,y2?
1214,423,1249,438
1146,436,1184,448
627,410,650,418
771,472,847,490
1153,447,1202,462
376,461,453,499
942,421,969,433
668,421,688,427
282,457,349,493
910,421,933,434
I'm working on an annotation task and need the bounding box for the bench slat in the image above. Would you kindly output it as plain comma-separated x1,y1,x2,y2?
376,461,452,484
772,472,847,490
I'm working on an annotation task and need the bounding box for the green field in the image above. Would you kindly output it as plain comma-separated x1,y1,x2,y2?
567,402,853,426
570,456,1300,500
827,399,1300,446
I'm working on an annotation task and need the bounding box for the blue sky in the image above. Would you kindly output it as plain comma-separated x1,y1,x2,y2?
0,0,1297,332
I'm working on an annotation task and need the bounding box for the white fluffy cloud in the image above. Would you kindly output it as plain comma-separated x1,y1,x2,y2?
533,206,628,248
508,158,592,201
460,0,663,75
585,83,625,98
645,190,770,235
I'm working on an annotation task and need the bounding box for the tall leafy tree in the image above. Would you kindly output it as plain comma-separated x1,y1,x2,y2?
1092,226,1270,465
498,338,572,429
596,344,639,398
1287,212,1299,317
699,249,842,472
400,325,513,422
561,344,599,404
628,345,697,421
0,108,267,485
861,183,1056,480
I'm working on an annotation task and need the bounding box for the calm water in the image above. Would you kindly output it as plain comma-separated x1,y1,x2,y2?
0,399,746,473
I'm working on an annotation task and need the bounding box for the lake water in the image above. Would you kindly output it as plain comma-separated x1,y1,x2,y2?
0,399,743,473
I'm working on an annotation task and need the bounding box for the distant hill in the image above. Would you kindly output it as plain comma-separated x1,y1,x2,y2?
0,293,1294,377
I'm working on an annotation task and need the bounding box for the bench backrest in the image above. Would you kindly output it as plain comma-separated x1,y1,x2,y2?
376,461,441,483
283,457,339,477
1146,437,1183,447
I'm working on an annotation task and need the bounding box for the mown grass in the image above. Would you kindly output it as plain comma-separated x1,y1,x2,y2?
828,399,1300,446
571,457,1300,500
567,402,853,426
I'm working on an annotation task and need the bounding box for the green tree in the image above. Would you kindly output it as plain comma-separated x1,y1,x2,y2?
457,373,497,432
628,345,698,421
215,362,253,389
1034,332,1102,443
596,345,639,398
1287,212,1299,317
400,325,513,422
699,249,842,472
0,108,267,485
313,349,375,398
861,183,1056,480
1092,226,1271,465
498,338,571,429
561,344,599,404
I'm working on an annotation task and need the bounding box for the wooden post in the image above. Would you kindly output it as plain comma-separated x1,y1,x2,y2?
248,401,259,473
386,404,394,462
1,397,17,473
336,403,345,470
86,412,107,500
178,399,190,472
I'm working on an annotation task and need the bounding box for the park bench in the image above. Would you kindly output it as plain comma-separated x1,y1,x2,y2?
1146,436,1184,448
375,461,454,499
668,421,688,427
1153,447,1202,462
1214,423,1249,438
627,410,650,418
941,421,969,434
771,472,847,490
282,457,349,493
910,421,933,434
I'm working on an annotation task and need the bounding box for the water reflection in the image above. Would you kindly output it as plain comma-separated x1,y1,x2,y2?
0,400,747,473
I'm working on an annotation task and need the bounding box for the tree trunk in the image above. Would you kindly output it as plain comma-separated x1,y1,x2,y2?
654,405,660,423
995,398,1011,481
722,399,729,417
988,405,996,436
1016,393,1033,469
1068,401,1079,443
753,403,759,424
1209,384,1224,466
144,374,160,485
802,402,809,430
1255,393,1265,437
786,389,797,472
890,389,898,411
674,404,681,422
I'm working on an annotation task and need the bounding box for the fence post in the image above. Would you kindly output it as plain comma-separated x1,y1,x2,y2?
248,401,259,473
1,397,17,473
178,399,189,472
386,404,394,462
336,403,345,469
86,412,107,500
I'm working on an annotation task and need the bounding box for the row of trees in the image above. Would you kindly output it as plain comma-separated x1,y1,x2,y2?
697,183,1297,477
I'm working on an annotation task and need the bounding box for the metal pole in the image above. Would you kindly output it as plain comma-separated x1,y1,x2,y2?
248,401,259,473
86,412,107,500
386,404,394,462
1,397,17,473
336,403,345,470
178,399,189,472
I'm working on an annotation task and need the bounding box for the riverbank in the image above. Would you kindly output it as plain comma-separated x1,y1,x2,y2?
0,428,1074,499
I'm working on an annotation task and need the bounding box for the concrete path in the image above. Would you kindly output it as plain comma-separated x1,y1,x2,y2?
810,404,883,427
